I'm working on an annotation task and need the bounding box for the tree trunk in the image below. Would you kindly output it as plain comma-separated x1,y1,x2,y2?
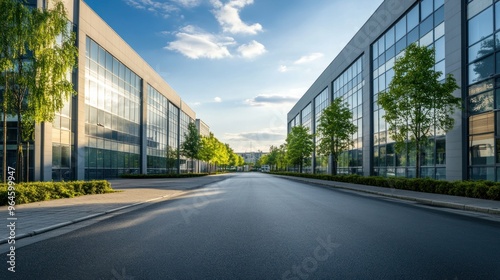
2,93,7,183
331,158,337,176
415,143,421,178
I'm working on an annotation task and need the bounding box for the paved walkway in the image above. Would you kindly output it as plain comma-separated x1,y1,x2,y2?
275,175,500,215
1,173,499,245
0,174,231,244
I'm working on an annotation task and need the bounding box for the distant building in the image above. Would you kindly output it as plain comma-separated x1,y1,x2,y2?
237,151,266,165
196,119,210,137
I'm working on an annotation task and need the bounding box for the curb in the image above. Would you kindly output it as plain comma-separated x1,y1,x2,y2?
275,175,500,216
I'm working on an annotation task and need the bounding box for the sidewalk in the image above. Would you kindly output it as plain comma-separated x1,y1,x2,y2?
0,174,231,245
1,173,499,246
274,175,500,215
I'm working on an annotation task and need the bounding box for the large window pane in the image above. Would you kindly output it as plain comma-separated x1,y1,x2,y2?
396,16,406,41
468,7,493,45
469,91,494,114
468,36,494,62
469,55,495,84
470,133,495,165
421,0,433,20
407,5,420,31
469,112,494,135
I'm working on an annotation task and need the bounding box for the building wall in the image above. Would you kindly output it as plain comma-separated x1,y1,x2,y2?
287,0,467,180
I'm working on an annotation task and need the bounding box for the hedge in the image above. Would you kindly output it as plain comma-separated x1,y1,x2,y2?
120,173,209,179
271,172,500,201
0,180,114,206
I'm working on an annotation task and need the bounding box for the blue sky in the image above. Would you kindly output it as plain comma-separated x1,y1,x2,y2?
83,0,383,152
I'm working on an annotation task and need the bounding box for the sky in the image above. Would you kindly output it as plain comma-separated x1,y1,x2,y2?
83,0,384,153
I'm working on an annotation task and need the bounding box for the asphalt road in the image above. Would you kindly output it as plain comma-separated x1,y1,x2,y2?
2,172,500,279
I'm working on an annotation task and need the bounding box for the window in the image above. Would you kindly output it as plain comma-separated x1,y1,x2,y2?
468,7,493,45
469,55,495,84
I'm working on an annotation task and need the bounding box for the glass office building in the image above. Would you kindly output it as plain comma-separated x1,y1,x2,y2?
0,1,203,181
288,0,481,181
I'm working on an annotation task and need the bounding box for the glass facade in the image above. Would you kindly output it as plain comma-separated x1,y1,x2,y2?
147,85,168,174
467,0,500,181
300,103,313,172
314,88,329,174
84,37,141,179
52,100,73,181
372,0,445,179
179,111,193,173
333,56,364,175
168,102,180,173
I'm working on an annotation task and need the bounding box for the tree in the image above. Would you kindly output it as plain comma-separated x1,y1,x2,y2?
377,43,461,178
0,0,77,182
286,125,314,173
166,146,178,173
180,122,201,173
199,133,217,173
316,97,357,175
276,144,287,171
0,0,23,182
267,145,279,171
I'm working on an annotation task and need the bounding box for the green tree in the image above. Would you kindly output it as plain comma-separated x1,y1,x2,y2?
377,43,461,178
286,126,314,173
276,144,287,171
166,146,178,173
1,0,77,182
267,145,279,171
0,0,23,182
199,133,217,173
316,97,357,175
180,122,201,173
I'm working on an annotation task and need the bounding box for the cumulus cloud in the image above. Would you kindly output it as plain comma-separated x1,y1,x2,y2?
245,94,299,106
226,131,285,142
214,97,222,102
278,65,288,73
294,52,324,65
165,25,235,59
211,0,263,35
237,40,266,58
123,0,178,17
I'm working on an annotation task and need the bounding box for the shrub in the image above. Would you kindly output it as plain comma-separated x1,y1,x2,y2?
0,180,114,206
270,171,500,201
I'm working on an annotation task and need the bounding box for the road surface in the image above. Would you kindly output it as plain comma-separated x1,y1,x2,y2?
2,172,500,279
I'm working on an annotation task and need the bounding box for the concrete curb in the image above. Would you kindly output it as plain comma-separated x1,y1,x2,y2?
275,175,500,216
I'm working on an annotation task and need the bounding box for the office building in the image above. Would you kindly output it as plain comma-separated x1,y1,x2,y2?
1,0,206,181
288,0,498,181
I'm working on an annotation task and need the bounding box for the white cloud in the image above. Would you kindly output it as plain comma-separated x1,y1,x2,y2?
278,65,289,73
245,94,299,107
237,40,266,58
165,25,235,59
171,0,202,8
211,0,263,35
294,52,324,65
214,97,222,102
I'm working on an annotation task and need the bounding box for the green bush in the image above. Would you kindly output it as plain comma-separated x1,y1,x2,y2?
0,180,114,206
271,172,500,201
